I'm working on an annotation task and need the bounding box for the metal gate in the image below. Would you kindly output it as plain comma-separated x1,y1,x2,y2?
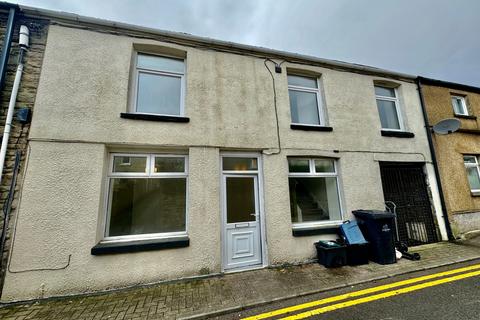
380,162,439,246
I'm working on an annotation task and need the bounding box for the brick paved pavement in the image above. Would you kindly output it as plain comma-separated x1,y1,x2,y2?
0,240,479,320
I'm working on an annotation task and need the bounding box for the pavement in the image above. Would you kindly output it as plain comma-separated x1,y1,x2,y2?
216,259,480,320
0,239,479,320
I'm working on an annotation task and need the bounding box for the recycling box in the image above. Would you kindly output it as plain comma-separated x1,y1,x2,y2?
314,241,347,268
340,220,369,266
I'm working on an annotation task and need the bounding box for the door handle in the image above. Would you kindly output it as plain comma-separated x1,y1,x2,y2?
250,213,258,217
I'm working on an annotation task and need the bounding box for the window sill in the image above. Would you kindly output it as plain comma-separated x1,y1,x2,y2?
292,225,340,237
380,130,415,138
120,113,190,123
471,191,480,197
290,124,333,132
91,236,189,255
454,114,476,120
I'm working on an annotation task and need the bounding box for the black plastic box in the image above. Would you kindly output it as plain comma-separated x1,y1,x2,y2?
345,243,369,265
314,241,347,268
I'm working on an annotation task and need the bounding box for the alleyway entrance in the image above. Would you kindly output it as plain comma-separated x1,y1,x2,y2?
380,162,439,246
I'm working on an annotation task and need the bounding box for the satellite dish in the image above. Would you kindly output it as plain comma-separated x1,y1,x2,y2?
432,118,461,135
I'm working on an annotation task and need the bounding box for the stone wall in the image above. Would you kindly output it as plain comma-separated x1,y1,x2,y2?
0,10,48,294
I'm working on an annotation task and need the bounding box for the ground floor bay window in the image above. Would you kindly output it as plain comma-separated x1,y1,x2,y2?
288,158,343,229
105,153,188,240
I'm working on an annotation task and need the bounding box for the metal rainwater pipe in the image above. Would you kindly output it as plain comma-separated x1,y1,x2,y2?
0,5,17,93
416,77,454,241
0,25,29,186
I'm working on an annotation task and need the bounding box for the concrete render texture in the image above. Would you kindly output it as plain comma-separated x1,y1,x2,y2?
2,25,446,300
0,241,479,320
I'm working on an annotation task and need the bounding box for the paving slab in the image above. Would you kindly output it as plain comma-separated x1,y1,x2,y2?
0,240,479,320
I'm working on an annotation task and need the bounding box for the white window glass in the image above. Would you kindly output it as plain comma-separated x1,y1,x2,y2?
113,156,147,173
464,155,480,191
375,85,403,130
288,158,342,225
134,53,184,116
289,90,320,125
106,154,187,238
288,158,310,173
451,96,468,116
222,157,258,171
288,74,324,125
154,157,185,173
137,55,184,74
288,75,318,88
377,100,400,130
136,73,182,115
314,159,335,173
374,86,395,97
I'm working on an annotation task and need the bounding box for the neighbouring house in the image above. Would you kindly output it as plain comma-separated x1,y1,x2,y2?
419,77,480,237
0,4,448,302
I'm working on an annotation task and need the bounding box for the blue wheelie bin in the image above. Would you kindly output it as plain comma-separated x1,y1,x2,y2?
352,210,397,265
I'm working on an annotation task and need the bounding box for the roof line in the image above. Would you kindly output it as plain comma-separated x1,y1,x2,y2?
8,2,418,80
418,76,480,94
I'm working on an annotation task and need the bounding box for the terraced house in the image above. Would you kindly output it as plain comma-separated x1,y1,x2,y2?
419,77,480,237
0,4,449,301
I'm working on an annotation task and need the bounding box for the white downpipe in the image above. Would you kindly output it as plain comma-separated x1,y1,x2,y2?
0,26,29,186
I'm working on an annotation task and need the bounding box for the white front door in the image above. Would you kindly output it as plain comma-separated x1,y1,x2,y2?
221,156,263,270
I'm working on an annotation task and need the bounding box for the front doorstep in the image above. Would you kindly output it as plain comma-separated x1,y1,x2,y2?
223,263,265,274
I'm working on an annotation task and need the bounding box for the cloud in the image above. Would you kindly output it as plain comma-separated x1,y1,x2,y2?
9,0,480,86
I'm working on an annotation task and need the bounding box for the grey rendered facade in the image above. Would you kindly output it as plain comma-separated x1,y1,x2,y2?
0,6,448,301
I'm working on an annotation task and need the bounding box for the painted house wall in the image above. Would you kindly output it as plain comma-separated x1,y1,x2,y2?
421,84,480,235
2,24,446,301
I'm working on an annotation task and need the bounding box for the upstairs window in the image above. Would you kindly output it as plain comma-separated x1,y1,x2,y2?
451,95,468,116
288,74,324,126
464,155,480,192
375,85,403,131
288,158,342,227
133,53,185,116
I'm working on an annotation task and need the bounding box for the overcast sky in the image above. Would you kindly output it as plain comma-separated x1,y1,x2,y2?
8,0,480,86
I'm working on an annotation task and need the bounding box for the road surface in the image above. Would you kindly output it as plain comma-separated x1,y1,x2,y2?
215,259,480,320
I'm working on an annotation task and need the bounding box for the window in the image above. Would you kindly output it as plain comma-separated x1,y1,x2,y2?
375,85,403,130
133,53,185,116
288,158,342,227
288,74,324,126
464,155,480,192
105,153,188,240
451,95,468,116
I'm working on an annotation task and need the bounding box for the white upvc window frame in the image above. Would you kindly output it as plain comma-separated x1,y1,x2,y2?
287,75,325,126
464,155,480,193
288,158,344,229
131,52,186,117
451,95,469,116
374,85,405,132
104,153,189,242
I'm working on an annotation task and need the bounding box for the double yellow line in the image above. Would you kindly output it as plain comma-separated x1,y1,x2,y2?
243,263,480,320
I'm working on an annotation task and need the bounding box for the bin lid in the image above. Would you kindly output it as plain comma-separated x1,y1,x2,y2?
315,240,343,248
353,209,395,220
340,220,368,245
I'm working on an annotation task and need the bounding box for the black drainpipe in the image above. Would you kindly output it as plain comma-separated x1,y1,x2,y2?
0,4,17,94
416,77,454,241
